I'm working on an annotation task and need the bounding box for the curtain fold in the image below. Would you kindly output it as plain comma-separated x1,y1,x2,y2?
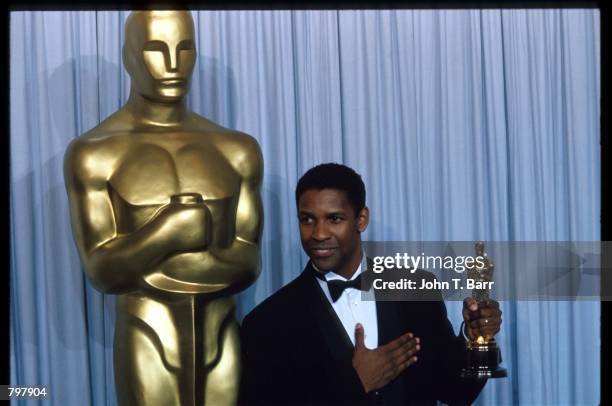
10,9,600,405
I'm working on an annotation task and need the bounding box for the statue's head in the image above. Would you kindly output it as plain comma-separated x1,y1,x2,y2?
123,11,196,102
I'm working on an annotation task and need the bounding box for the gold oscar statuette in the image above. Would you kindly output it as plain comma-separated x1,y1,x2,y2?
460,241,507,379
63,10,263,405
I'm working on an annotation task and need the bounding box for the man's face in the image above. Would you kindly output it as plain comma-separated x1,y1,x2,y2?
123,11,197,102
298,189,369,277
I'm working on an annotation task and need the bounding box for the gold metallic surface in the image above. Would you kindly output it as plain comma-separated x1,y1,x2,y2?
470,241,494,344
64,11,263,405
470,241,494,307
461,242,506,379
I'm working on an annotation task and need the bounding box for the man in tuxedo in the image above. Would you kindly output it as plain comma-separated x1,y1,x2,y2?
239,163,502,405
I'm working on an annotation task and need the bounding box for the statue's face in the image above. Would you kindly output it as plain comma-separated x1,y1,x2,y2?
123,11,197,102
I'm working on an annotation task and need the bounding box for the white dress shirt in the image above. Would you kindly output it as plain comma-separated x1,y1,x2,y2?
314,254,379,349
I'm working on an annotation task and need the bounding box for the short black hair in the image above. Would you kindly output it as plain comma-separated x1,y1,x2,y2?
295,163,366,216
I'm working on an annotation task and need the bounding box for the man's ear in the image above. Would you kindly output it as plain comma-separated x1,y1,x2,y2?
357,207,369,233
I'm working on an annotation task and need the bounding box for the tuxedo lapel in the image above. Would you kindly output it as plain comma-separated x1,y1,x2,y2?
367,257,405,346
298,262,356,370
375,300,404,346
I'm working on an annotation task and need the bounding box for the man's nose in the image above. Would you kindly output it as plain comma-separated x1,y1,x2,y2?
312,222,330,241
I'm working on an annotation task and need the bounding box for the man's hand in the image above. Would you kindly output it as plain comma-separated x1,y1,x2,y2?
462,298,502,340
352,323,420,393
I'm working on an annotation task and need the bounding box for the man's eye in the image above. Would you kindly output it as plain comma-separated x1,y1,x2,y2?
330,216,343,223
300,217,313,224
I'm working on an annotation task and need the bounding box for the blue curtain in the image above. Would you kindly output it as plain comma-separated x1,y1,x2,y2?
10,9,600,405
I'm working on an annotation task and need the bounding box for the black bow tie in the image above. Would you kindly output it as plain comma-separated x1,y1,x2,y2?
313,269,371,302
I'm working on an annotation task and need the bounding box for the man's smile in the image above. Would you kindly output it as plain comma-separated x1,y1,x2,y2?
310,247,338,258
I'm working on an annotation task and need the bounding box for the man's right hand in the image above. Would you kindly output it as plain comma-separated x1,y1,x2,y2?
352,323,420,393
160,200,212,250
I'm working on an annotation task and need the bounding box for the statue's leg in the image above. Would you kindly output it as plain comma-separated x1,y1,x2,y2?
114,316,181,406
203,317,240,406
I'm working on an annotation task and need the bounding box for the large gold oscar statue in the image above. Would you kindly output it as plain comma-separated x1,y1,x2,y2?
63,11,263,405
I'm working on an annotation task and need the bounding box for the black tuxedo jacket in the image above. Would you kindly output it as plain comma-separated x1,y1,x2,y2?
239,261,486,406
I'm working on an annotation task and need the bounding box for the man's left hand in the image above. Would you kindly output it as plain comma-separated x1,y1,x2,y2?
462,298,502,340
